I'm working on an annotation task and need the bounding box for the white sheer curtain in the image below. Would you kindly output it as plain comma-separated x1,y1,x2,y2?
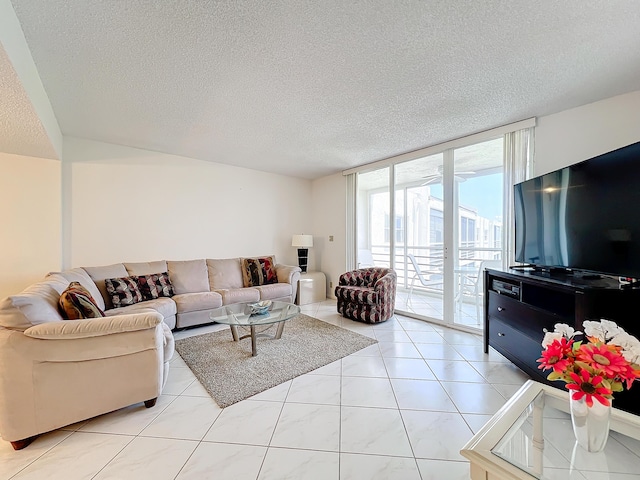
345,173,356,270
503,127,534,267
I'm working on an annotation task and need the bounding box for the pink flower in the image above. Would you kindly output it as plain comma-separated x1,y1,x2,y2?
566,369,612,407
618,363,640,390
577,343,628,378
537,337,573,373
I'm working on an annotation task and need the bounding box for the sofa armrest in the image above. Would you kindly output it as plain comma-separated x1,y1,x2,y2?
23,311,163,340
275,264,301,285
275,264,301,303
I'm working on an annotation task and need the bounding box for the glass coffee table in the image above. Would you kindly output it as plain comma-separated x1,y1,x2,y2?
209,301,301,356
461,380,640,479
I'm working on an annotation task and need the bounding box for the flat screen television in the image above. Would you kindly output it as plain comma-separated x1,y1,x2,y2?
514,140,640,278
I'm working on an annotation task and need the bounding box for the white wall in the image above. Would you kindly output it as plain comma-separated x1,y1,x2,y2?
63,137,312,268
312,172,346,298
534,90,640,175
0,152,61,297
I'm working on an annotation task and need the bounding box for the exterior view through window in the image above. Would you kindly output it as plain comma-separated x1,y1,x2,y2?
356,138,504,330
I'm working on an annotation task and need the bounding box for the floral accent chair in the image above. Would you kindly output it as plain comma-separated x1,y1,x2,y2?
335,268,397,323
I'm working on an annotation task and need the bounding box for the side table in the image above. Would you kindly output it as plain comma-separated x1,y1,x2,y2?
296,271,327,305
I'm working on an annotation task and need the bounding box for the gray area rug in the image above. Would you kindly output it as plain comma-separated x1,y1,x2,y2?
174,314,378,408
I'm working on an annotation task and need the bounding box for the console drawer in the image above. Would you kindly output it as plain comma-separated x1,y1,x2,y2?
487,291,529,323
487,291,564,341
488,317,545,377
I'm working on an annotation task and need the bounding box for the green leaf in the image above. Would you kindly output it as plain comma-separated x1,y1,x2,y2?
547,371,562,381
574,361,592,371
611,382,624,392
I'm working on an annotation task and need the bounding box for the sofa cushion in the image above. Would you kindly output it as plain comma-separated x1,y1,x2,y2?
215,288,260,305
255,283,293,301
59,282,106,320
47,268,105,312
167,259,209,294
207,258,244,289
172,292,223,314
83,263,129,310
137,272,174,300
105,298,177,319
241,256,278,287
0,281,65,330
124,261,168,276
105,277,143,308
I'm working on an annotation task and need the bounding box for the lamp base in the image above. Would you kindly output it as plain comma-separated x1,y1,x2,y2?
297,248,309,273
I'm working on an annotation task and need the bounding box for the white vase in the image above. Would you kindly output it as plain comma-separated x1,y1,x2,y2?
569,395,611,453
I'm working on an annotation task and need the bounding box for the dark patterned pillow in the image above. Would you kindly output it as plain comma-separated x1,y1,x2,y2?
59,281,106,320
137,272,174,300
105,276,143,308
241,256,278,287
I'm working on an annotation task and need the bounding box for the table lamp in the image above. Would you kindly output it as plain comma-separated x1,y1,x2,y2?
291,234,313,273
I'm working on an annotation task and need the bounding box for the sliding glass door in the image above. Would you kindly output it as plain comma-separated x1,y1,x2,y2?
452,139,504,328
355,138,504,331
356,168,391,269
393,153,446,321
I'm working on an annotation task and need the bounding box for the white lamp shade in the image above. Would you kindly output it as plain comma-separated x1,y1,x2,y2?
292,234,313,248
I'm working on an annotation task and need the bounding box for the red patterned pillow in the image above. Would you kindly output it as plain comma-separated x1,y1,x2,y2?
241,256,278,287
105,276,143,308
59,282,106,320
137,272,174,300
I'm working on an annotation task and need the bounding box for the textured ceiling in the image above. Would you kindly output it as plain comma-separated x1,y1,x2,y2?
8,1,640,179
0,45,58,159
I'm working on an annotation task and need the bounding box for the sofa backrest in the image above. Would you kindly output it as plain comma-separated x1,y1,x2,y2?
207,258,244,290
48,268,106,312
1,256,288,327
83,263,129,310
124,261,168,276
167,259,209,294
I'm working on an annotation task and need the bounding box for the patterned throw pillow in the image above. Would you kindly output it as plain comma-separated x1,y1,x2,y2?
105,276,143,308
241,256,278,287
137,272,174,300
58,281,106,320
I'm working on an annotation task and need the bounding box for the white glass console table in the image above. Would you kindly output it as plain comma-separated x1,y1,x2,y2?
460,380,640,479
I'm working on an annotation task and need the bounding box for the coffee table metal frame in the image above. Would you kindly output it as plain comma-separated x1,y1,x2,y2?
209,301,300,356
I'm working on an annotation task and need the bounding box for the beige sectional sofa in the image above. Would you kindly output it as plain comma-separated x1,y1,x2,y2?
0,256,300,449
80,257,300,329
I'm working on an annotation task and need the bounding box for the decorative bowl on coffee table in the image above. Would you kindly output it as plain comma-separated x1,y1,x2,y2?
248,300,272,315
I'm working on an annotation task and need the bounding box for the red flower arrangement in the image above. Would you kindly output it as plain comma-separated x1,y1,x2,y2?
537,320,640,407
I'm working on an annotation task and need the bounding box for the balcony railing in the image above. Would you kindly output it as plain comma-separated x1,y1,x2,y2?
364,244,501,292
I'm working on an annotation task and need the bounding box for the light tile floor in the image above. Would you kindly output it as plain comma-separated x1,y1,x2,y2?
0,300,530,480
395,290,483,329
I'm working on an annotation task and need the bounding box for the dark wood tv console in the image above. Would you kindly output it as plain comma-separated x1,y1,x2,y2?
484,267,640,416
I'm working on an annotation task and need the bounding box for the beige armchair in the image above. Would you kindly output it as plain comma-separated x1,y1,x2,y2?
0,310,173,450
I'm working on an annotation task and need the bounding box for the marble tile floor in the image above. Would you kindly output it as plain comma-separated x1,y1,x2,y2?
394,290,483,330
0,300,531,480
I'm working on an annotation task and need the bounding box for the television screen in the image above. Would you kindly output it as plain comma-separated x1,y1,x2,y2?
514,141,640,278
